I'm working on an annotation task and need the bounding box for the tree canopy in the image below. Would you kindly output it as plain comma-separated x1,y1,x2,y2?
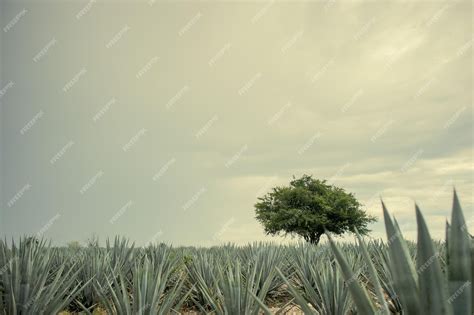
255,175,376,245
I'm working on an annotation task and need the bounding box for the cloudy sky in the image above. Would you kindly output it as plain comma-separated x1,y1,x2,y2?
1,0,472,246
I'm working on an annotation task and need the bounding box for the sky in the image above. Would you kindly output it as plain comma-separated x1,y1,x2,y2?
0,0,472,246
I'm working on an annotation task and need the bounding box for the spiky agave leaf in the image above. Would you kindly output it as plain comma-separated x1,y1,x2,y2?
471,235,474,313
327,234,376,315
415,204,450,315
382,201,421,315
369,241,403,313
275,267,316,315
354,230,389,314
447,190,472,315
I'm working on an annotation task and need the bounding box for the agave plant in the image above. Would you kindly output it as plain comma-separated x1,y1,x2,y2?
297,260,352,314
0,238,89,314
73,246,113,312
325,190,472,315
106,237,136,271
186,251,224,311
368,240,403,313
95,253,190,314
242,243,290,300
66,237,137,313
259,244,349,315
193,258,277,315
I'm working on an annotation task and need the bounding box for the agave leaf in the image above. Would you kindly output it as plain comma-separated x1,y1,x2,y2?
276,268,316,314
94,280,115,314
471,235,474,310
188,263,222,313
415,204,449,315
327,234,375,315
315,262,352,315
170,285,195,315
120,271,132,314
11,289,17,315
382,200,421,315
447,190,472,315
75,299,93,315
106,273,126,314
355,230,389,314
249,291,273,315
47,280,89,315
446,220,450,255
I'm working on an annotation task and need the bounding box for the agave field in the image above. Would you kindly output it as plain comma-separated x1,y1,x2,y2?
0,192,471,314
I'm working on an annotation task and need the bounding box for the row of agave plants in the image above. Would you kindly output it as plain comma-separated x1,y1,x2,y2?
0,191,471,314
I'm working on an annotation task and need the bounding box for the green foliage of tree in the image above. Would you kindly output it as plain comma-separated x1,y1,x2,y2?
255,175,376,245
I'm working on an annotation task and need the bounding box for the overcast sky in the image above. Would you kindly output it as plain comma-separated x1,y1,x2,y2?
1,0,472,246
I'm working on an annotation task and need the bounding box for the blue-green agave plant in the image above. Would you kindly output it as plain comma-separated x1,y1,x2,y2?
272,190,471,315
329,190,471,315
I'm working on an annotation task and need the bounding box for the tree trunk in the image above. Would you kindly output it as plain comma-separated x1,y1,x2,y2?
309,232,323,245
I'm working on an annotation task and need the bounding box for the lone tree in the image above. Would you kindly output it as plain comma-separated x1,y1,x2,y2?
255,175,376,245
